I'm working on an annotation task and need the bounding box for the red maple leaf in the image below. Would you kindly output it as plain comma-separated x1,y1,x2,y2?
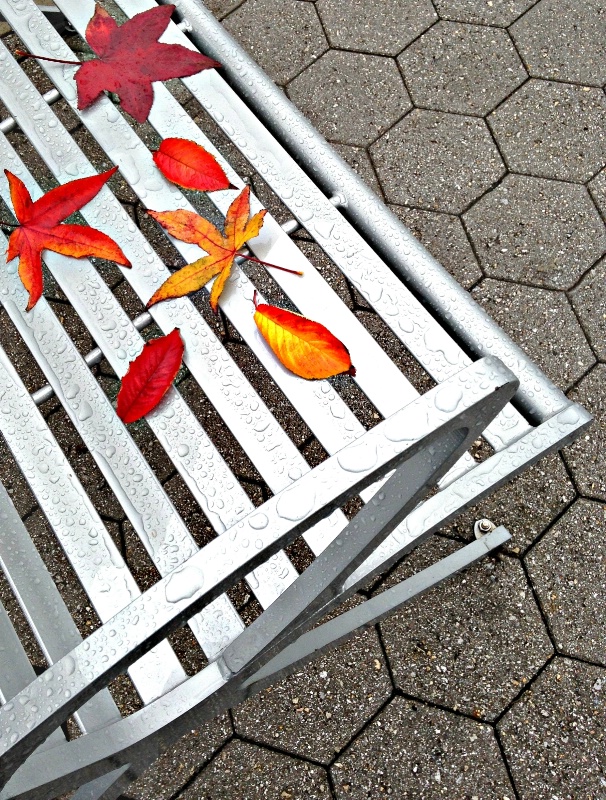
116,328,184,423
76,4,220,123
17,5,220,124
4,166,131,311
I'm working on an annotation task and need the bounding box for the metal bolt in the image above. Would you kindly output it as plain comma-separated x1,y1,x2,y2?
474,518,496,539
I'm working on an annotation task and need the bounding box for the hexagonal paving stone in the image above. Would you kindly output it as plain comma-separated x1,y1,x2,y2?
570,257,606,361
511,0,606,86
222,0,327,86
378,536,552,720
124,715,232,800
472,279,595,390
179,739,331,799
463,174,606,290
588,167,606,220
399,22,526,116
316,0,437,56
287,50,410,146
526,499,605,665
489,80,606,183
232,600,392,763
498,658,606,800
370,110,505,213
332,696,514,799
443,453,576,554
206,0,243,19
433,0,534,26
564,365,606,501
391,205,482,288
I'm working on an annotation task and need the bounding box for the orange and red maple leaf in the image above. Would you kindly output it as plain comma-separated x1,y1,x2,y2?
4,166,130,311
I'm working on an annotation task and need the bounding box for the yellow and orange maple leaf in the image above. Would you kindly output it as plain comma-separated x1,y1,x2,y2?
147,187,301,312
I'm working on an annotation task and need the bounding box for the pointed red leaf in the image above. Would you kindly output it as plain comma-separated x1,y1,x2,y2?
116,329,184,423
153,138,232,192
75,4,221,123
4,167,131,311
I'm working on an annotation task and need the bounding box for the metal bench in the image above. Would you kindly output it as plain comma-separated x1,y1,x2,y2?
0,1,591,798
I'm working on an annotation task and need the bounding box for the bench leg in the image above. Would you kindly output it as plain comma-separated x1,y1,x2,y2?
244,526,510,691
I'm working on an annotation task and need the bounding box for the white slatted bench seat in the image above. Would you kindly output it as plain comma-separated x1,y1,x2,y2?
0,1,591,798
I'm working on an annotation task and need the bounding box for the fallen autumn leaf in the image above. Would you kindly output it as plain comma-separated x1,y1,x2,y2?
116,328,184,423
153,138,233,193
253,292,356,380
16,4,220,124
3,166,130,311
147,186,301,312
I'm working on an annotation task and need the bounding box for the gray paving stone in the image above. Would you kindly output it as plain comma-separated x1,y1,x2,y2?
526,499,606,665
442,453,576,554
332,696,515,799
588,168,606,220
570,257,606,361
391,205,482,288
232,604,392,762
222,0,327,86
123,715,232,800
433,0,534,26
472,278,595,390
333,143,383,196
370,109,505,213
316,0,437,56
463,174,606,290
206,0,245,19
498,657,606,800
489,80,606,183
179,739,331,799
399,22,526,116
378,536,552,720
287,50,410,146
511,0,606,86
564,365,606,501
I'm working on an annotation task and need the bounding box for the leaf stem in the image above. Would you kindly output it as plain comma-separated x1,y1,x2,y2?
239,253,303,277
15,49,80,66
0,220,17,228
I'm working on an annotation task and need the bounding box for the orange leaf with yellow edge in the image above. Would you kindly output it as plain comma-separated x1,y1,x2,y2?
4,167,131,311
147,186,301,312
253,293,356,380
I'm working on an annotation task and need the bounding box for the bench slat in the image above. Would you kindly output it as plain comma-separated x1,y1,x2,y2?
0,484,120,734
0,603,66,752
0,239,248,663
0,338,186,704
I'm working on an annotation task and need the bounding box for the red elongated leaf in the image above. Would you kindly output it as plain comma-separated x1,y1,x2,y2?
4,167,130,311
75,4,221,123
153,138,232,192
253,296,356,380
116,328,184,423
